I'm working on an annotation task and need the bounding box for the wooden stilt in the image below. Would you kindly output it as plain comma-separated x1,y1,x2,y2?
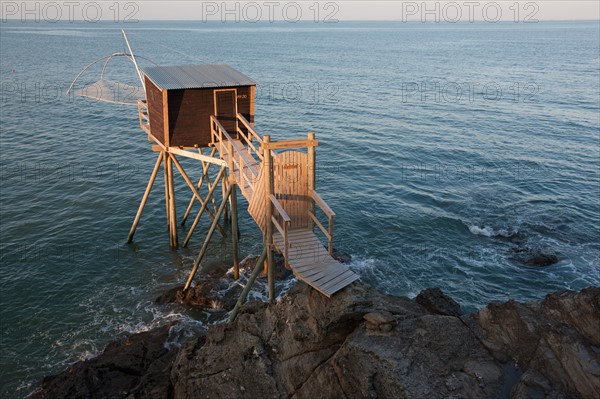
127,152,163,243
166,152,178,248
163,151,170,232
227,141,240,280
263,135,275,301
182,166,227,247
227,246,267,323
222,177,229,223
183,183,233,292
231,186,240,280
208,173,219,214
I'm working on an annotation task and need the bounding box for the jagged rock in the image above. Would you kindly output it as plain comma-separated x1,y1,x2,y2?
363,310,397,332
31,283,600,399
463,287,600,398
28,324,185,399
511,246,559,267
416,287,462,316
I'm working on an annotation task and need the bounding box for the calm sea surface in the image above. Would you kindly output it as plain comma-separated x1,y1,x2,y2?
0,20,598,397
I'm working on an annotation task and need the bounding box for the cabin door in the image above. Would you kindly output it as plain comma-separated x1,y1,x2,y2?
214,89,238,136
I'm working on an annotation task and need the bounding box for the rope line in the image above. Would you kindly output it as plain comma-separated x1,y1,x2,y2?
127,31,206,64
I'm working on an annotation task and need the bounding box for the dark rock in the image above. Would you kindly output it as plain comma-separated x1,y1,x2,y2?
496,231,527,245
28,324,185,399
155,262,245,312
33,283,600,399
363,311,397,332
463,287,600,398
416,287,462,316
332,248,352,263
511,246,559,267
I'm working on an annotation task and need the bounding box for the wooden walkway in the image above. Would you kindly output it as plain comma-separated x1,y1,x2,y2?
273,230,359,297
213,118,359,297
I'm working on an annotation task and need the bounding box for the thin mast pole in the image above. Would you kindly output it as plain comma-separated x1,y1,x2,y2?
122,29,145,92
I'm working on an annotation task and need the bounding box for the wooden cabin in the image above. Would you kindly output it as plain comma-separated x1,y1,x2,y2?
142,64,256,147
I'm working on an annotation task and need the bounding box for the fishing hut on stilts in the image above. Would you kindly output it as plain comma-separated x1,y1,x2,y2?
70,31,358,318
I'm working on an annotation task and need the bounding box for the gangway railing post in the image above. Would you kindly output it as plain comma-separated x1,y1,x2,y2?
228,140,240,280
263,135,275,302
307,132,316,230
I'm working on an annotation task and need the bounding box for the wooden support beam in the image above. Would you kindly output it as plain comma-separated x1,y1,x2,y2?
168,153,227,244
227,246,267,323
166,153,178,248
182,147,217,226
264,135,275,302
127,152,163,243
183,183,233,292
307,132,316,230
222,179,228,223
168,146,227,167
228,141,240,280
163,151,170,232
182,166,227,248
262,138,318,150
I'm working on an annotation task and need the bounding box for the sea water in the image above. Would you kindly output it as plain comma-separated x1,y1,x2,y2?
0,20,598,397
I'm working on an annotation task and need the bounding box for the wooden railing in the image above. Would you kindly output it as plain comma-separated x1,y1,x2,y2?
212,114,336,264
210,116,258,198
236,113,263,160
138,99,150,134
270,194,291,267
211,115,292,267
308,190,335,255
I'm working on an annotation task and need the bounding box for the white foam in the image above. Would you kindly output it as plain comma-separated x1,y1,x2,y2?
468,224,513,238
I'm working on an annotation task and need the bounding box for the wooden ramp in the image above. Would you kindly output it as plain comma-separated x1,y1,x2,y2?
273,229,359,297
212,115,359,297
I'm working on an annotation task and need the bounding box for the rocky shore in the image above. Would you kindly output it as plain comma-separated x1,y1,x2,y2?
29,281,599,399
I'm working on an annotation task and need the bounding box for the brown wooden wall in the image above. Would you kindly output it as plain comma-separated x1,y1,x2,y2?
145,77,165,145
170,85,255,148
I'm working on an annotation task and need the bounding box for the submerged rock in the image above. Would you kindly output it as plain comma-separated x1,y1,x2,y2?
31,284,600,399
331,248,352,263
511,246,560,267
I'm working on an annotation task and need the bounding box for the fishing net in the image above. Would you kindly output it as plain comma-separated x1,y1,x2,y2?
73,78,144,105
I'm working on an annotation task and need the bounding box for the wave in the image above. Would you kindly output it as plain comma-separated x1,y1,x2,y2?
468,224,515,238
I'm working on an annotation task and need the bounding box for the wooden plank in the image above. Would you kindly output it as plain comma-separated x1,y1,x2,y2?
301,262,348,274
296,261,341,275
293,266,328,278
320,271,358,291
263,138,318,150
168,147,228,167
297,269,340,285
290,255,336,268
324,274,360,295
293,259,340,271
298,266,347,283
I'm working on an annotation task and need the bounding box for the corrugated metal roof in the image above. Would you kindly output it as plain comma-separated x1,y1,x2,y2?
142,64,256,90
